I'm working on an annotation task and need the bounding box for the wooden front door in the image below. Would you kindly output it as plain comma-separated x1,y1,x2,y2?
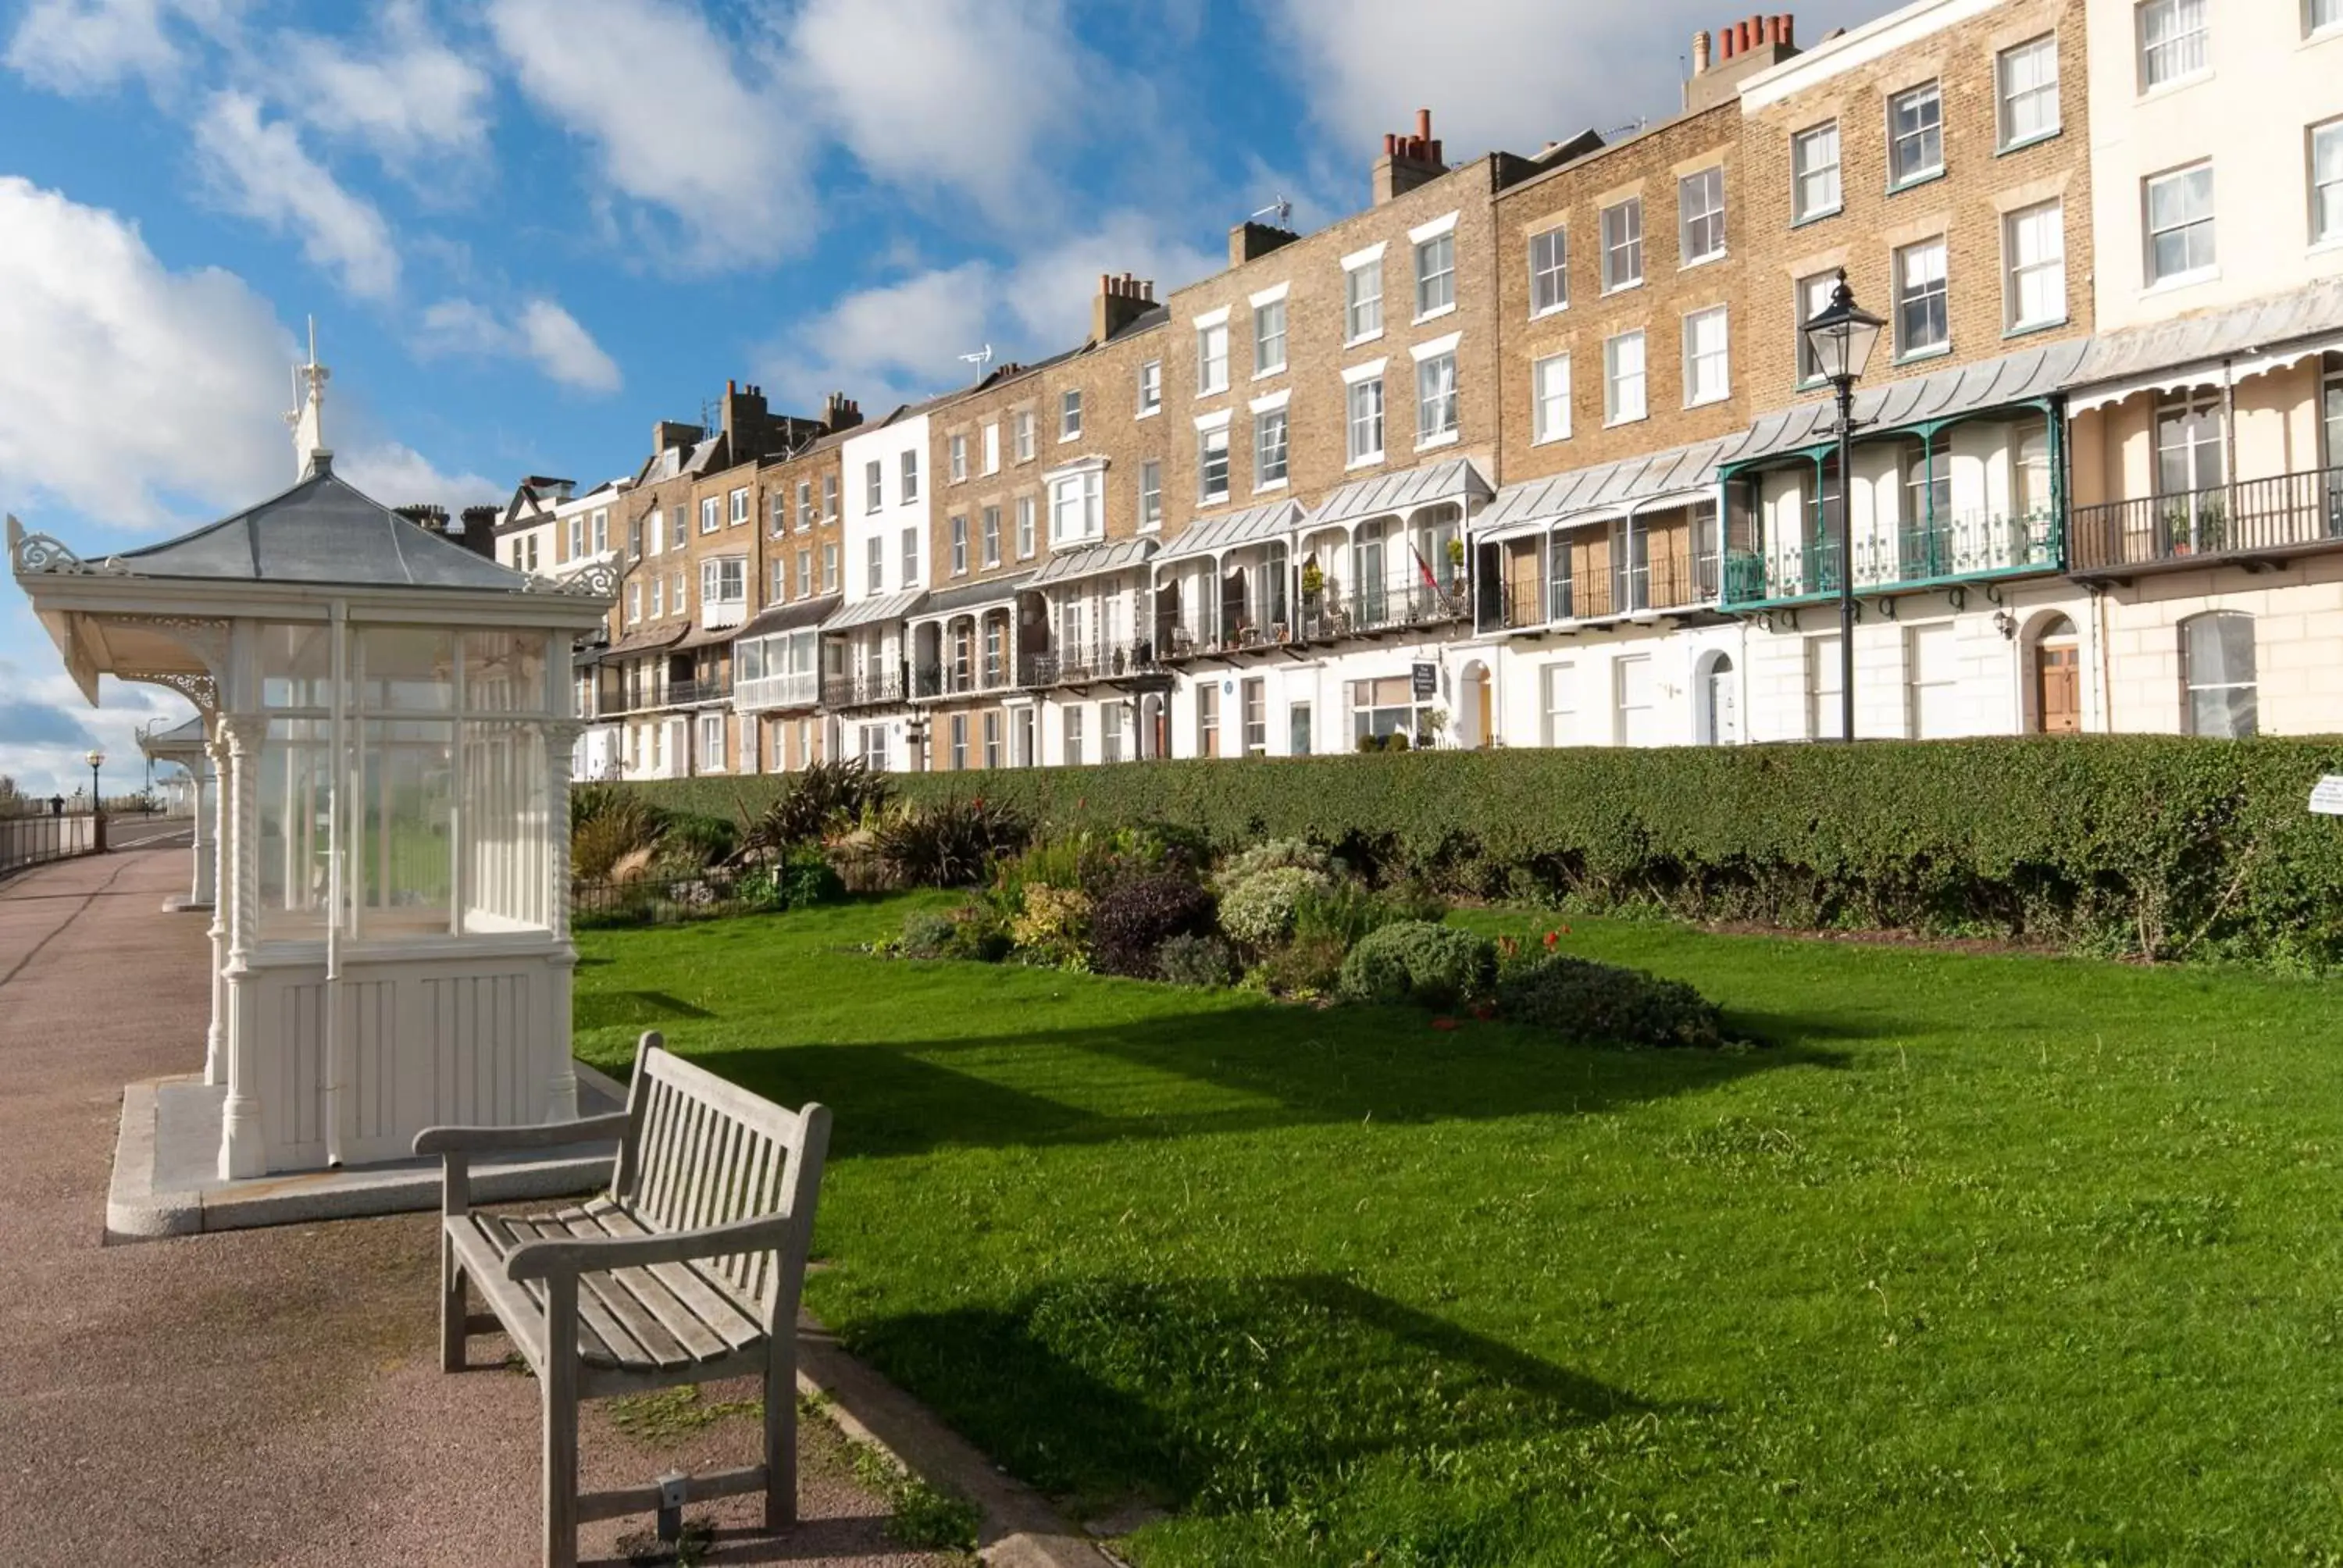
2036,640,2081,733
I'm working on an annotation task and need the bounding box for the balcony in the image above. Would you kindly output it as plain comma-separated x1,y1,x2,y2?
1721,508,2061,610
1019,640,1163,688
664,674,734,707
736,671,820,712
913,662,1014,700
1492,552,1714,630
1293,579,1466,642
822,669,906,710
2070,467,2343,578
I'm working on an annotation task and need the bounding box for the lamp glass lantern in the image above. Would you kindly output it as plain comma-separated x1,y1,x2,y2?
1802,270,1885,387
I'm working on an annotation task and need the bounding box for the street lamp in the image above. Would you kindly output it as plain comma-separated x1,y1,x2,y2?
86,747,105,812
1800,269,1885,743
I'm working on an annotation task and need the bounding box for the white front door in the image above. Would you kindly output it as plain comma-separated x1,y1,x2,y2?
1707,657,1739,745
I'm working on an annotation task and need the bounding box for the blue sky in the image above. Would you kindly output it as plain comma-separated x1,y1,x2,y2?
0,0,1865,794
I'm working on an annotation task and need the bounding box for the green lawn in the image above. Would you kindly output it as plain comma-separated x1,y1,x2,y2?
575,897,2343,1566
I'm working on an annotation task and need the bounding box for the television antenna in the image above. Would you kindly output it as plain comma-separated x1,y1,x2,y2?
958,344,993,367
1250,195,1293,226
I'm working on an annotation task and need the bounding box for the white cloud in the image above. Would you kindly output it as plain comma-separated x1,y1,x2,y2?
0,626,197,798
1261,0,1867,162
337,442,502,511
486,0,813,271
3,0,239,95
758,214,1217,411
779,0,1088,221
192,91,401,300
415,296,622,394
276,0,491,166
0,176,290,525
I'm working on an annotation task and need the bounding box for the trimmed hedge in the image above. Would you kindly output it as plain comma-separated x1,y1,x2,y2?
612,737,2343,964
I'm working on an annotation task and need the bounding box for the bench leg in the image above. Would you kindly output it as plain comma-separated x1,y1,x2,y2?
544,1278,580,1568
765,1345,796,1529
439,1234,467,1374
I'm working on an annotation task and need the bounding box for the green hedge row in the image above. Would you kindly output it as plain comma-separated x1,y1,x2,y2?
620,737,2343,965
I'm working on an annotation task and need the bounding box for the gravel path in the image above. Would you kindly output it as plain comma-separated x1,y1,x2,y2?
0,848,956,1567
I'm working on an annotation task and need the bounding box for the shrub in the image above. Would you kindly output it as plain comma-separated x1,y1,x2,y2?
571,787,666,883
1158,932,1237,989
1216,838,1334,889
1337,920,1496,1008
875,796,1032,889
898,909,960,959
1289,882,1404,950
1089,874,1218,979
1011,885,1092,968
737,845,844,911
1496,953,1725,1049
1255,930,1351,996
997,834,1107,903
1107,821,1214,879
744,758,893,855
944,903,1015,962
1219,864,1334,949
656,811,737,872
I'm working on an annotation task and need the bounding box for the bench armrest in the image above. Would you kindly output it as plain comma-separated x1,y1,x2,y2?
505,1212,802,1282
412,1113,631,1158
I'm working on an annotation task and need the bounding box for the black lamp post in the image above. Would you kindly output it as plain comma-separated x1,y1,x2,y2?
1800,269,1885,743
86,747,105,813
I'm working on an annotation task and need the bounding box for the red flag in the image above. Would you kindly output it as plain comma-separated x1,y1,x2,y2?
1409,544,1441,592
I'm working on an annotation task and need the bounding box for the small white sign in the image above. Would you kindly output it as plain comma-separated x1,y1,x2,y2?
2311,775,2343,817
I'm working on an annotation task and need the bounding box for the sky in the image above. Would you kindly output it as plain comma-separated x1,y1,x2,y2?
0,0,1867,795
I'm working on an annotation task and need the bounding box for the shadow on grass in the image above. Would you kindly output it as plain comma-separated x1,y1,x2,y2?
1724,1007,1900,1047
844,1272,1646,1518
679,1006,1845,1160
575,989,717,1031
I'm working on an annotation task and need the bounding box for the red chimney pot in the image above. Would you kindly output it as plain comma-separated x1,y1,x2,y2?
1415,108,1432,141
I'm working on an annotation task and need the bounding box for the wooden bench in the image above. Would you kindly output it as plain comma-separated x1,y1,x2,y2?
415,1031,831,1568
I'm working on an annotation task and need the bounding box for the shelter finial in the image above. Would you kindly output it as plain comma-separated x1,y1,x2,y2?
287,315,332,481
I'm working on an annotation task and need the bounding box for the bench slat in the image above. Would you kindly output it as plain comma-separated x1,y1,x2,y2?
489,1213,654,1372
547,1204,740,1365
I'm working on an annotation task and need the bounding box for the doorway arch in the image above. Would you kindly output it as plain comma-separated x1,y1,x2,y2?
1696,650,1739,745
1456,659,1493,749
2029,613,2081,733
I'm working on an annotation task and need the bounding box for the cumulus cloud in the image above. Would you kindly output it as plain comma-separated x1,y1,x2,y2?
417,296,623,393
0,629,196,797
2,0,241,96
192,91,401,300
0,176,291,524
759,213,1218,411
1261,0,1867,160
486,0,813,270
779,0,1090,221
276,0,492,166
337,442,502,511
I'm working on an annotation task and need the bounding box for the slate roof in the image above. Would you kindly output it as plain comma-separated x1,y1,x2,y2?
115,460,533,592
736,593,841,639
1728,340,2088,469
822,588,930,632
1153,500,1305,565
1310,457,1493,529
1479,434,1749,539
916,572,1031,618
1026,536,1157,587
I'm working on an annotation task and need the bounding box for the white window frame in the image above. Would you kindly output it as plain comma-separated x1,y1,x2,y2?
2181,611,2257,737
821,542,838,593
1540,663,1576,746
1795,271,1838,386
1603,330,1647,426
900,525,918,585
2313,119,2343,245
2313,0,2343,37
1343,244,1385,344
1413,231,1456,320
1196,413,1232,505
1013,408,1036,462
1412,336,1460,448
1681,305,1731,407
865,459,883,513
1997,34,2061,149
1528,226,1567,316
1887,80,1945,188
1137,359,1162,416
982,422,1000,473
1894,236,1951,358
1793,121,1842,223
948,433,967,483
900,448,919,503
1532,353,1571,444
950,514,968,575
2138,0,2209,91
1678,167,1726,265
1599,198,1643,292
2145,161,2216,286
982,504,1002,566
1343,363,1386,466
726,487,747,526
1059,388,1082,442
1253,297,1287,377
1047,461,1104,545
2003,200,2068,330
1253,394,1290,490
1195,307,1230,396
866,536,883,593
1140,459,1164,526
1015,495,1036,558
699,496,721,533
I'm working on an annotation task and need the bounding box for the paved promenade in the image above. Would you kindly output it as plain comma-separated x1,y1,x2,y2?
0,849,945,1567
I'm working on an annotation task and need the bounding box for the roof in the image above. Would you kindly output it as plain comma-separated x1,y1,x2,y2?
114,460,536,592
1027,536,1157,587
822,587,929,633
2069,277,2343,408
597,622,690,661
917,572,1031,617
138,715,208,761
1480,433,1750,539
676,622,737,650
1310,457,1493,530
736,593,840,639
1729,339,2088,469
1153,500,1305,565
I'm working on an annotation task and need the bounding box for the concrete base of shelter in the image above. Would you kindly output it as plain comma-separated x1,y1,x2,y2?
159,895,213,914
106,1057,626,1242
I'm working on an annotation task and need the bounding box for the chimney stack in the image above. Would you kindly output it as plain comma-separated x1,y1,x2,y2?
394,504,450,534
1688,11,1799,109
1230,218,1301,267
822,391,862,433
458,505,501,558
1373,106,1447,204
1091,272,1157,344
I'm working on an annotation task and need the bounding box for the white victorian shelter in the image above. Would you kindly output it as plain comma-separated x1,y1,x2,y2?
139,714,216,913
9,362,614,1181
